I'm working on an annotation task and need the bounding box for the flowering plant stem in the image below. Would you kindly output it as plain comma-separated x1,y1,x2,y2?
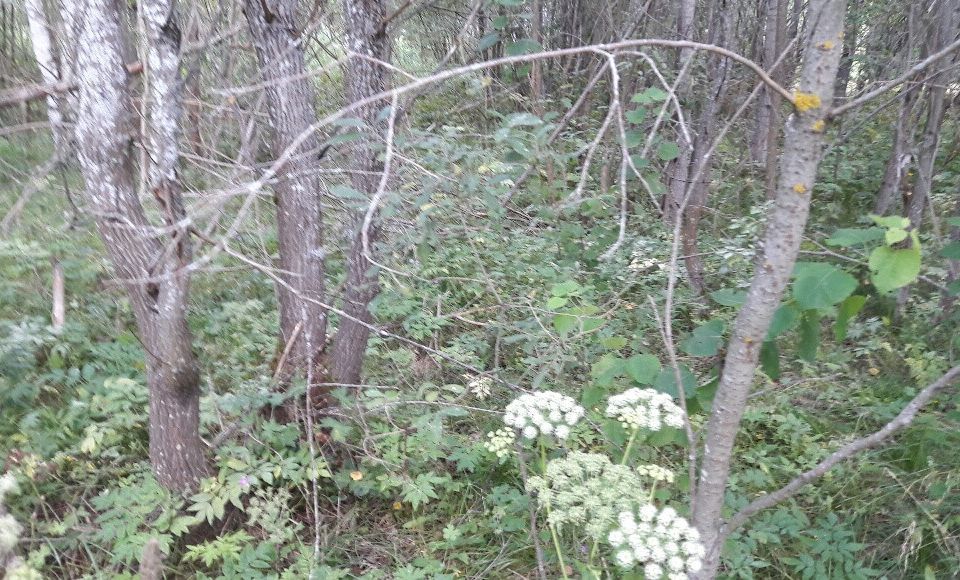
539,441,569,580
619,428,640,465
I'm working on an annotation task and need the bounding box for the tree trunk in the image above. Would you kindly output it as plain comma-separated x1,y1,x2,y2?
682,0,731,295
24,0,69,149
330,0,389,386
691,0,846,575
751,0,780,165
243,0,328,373
70,0,209,492
874,3,921,216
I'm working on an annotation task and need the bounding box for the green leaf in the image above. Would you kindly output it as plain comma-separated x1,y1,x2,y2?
545,296,567,309
710,288,746,307
601,336,628,350
798,310,821,362
792,262,858,310
506,39,541,56
591,354,624,386
653,365,697,398
945,217,960,227
552,313,576,334
551,280,580,297
625,108,646,124
330,184,367,200
885,227,908,245
476,32,501,52
870,214,910,229
326,131,362,145
657,141,681,161
767,302,801,339
494,0,523,5
940,241,960,260
492,15,510,29
624,354,661,384
505,112,543,127
869,245,920,293
826,227,884,247
759,341,780,380
624,130,644,148
581,382,607,407
680,319,726,357
631,87,669,104
834,295,866,341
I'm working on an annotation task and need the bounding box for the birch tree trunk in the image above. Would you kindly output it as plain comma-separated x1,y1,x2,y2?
243,0,328,373
24,0,68,149
70,0,209,492
329,0,389,386
690,0,846,575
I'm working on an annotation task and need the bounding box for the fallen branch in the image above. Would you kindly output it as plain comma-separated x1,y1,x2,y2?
722,364,960,540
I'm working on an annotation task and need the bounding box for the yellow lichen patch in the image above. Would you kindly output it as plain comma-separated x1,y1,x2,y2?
793,183,807,194
794,92,822,112
812,119,826,133
817,40,835,50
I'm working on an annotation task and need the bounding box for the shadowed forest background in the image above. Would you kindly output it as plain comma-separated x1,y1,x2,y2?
1,0,960,578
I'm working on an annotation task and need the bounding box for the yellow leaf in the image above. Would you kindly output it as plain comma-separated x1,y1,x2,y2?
350,471,364,481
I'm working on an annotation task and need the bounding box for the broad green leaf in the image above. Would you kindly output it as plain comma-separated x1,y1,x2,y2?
495,0,523,5
552,313,576,334
581,382,608,407
551,280,580,296
798,310,821,362
326,131,362,145
624,354,661,384
625,108,646,124
760,341,780,380
657,141,681,161
940,241,960,260
332,117,366,128
767,302,801,339
476,33,501,51
825,227,884,247
870,214,910,229
631,87,669,104
710,288,746,307
506,39,541,56
885,227,908,245
545,296,567,309
330,184,367,200
624,130,644,148
792,262,857,310
869,245,920,293
680,319,726,357
591,354,625,385
834,295,866,341
945,217,960,227
653,365,697,398
492,15,510,29
601,336,628,350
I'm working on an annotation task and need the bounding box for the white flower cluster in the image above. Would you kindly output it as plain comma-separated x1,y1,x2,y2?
606,388,685,432
637,464,675,483
526,452,642,539
467,375,493,399
503,391,584,441
607,505,705,579
484,428,516,459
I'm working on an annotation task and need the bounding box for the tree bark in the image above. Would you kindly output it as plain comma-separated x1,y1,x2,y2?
70,0,209,492
691,0,846,575
329,0,389,386
24,0,69,149
243,0,328,373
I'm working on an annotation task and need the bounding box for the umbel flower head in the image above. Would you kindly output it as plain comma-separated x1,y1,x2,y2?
607,505,706,579
526,452,643,539
484,428,516,459
636,464,675,483
606,388,685,432
503,391,584,441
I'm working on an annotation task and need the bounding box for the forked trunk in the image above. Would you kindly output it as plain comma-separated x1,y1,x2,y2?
69,0,209,491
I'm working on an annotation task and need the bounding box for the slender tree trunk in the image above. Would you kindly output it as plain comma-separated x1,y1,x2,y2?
682,0,731,295
70,0,209,492
243,0,328,373
751,0,780,165
24,0,69,149
330,0,389,386
691,1,846,575
663,0,698,224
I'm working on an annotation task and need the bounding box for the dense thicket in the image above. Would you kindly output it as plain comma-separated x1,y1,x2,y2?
1,0,959,578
